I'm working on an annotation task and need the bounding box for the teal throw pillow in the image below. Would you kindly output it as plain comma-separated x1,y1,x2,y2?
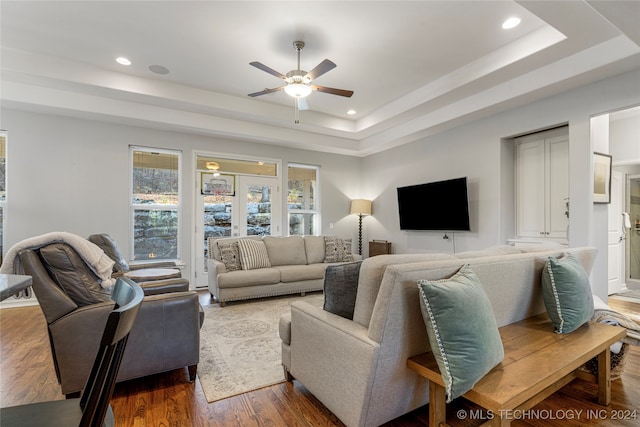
417,265,504,403
541,254,594,334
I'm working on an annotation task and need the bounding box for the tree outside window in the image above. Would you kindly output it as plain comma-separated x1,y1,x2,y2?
288,164,319,236
131,147,181,261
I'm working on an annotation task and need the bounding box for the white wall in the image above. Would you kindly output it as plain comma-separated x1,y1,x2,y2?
3,69,640,300
1,109,362,285
362,69,640,300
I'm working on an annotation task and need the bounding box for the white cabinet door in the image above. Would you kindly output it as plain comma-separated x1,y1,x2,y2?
546,135,570,238
516,140,546,237
515,128,569,240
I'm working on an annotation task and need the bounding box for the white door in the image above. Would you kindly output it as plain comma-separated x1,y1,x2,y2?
607,171,625,295
194,175,281,287
237,176,282,237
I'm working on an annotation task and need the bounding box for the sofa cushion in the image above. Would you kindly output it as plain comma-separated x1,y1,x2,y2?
218,242,241,271
39,243,112,306
304,236,326,264
277,264,326,282
417,264,504,403
217,268,281,288
541,254,594,334
324,237,355,263
263,236,307,266
323,261,362,319
238,239,271,270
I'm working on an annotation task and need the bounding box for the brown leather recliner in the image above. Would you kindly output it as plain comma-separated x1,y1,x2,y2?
18,242,203,396
87,233,183,282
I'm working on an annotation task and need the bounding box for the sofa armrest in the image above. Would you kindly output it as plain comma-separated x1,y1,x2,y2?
289,301,380,426
207,258,226,296
139,278,190,295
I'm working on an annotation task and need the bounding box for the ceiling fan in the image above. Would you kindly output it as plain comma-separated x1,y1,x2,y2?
248,41,354,122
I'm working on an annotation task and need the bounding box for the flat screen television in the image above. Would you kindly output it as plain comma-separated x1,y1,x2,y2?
397,177,470,231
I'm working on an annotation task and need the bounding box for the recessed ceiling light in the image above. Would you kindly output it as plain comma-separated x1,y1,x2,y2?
502,17,521,30
116,57,131,66
149,64,170,75
347,109,357,115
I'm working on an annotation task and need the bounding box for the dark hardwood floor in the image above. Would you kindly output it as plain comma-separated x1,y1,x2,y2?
1,291,638,426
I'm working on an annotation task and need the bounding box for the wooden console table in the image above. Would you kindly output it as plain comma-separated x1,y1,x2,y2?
0,274,33,301
407,313,626,427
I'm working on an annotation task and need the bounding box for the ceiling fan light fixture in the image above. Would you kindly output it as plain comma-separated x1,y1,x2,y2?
285,83,312,98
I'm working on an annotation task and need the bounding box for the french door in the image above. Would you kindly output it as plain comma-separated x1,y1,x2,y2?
194,175,281,287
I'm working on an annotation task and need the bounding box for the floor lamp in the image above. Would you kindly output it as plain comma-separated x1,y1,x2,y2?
350,199,372,255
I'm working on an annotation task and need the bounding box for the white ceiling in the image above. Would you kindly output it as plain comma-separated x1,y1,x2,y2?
1,1,639,156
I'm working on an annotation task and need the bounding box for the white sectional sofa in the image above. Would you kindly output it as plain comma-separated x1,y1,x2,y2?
207,235,362,306
279,245,597,427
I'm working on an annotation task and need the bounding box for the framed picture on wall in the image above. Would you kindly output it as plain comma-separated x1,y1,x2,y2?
201,173,235,196
593,152,612,204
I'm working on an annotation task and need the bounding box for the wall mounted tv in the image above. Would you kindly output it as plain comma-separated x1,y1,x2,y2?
397,177,471,231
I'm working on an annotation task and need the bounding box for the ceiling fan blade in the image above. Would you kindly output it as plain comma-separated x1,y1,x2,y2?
248,87,284,97
249,61,287,80
311,85,354,97
305,59,336,81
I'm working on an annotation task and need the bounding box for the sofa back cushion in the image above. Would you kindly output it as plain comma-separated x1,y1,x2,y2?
304,236,326,264
352,253,457,327
366,247,597,344
263,236,307,266
39,243,112,306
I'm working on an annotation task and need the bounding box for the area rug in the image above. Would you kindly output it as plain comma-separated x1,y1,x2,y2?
198,292,324,402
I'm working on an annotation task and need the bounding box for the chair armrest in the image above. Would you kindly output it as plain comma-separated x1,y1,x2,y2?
139,278,190,295
48,302,115,394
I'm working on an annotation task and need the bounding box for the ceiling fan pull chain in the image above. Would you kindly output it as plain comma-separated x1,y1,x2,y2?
294,98,300,124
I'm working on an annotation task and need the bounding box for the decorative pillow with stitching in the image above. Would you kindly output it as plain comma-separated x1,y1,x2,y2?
237,238,271,270
323,261,362,319
39,243,112,306
417,264,504,403
217,242,241,271
541,254,594,334
324,237,355,263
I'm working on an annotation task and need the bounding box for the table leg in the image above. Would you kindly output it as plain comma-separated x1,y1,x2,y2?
597,348,611,405
429,381,447,427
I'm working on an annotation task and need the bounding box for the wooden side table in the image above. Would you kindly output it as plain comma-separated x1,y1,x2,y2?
369,240,391,257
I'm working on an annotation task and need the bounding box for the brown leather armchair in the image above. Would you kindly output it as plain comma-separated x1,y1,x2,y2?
18,242,203,396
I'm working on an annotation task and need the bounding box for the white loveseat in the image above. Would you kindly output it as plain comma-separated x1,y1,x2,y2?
207,235,361,306
279,245,597,427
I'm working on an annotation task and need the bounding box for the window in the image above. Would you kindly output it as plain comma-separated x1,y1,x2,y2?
0,133,6,260
131,147,181,262
288,164,319,235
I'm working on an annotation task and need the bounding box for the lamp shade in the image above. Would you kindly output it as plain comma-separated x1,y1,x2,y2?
350,199,372,216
